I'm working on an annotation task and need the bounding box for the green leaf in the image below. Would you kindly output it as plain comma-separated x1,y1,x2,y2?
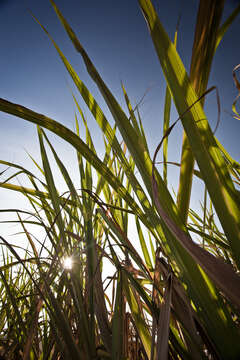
139,0,240,269
112,269,124,360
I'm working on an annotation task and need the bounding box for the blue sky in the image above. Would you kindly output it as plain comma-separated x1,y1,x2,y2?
0,0,240,238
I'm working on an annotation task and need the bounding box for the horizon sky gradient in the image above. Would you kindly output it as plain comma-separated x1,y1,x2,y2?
0,0,240,241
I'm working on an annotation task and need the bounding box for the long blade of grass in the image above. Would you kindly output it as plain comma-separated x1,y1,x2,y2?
37,127,67,249
139,0,240,268
156,273,172,360
112,269,124,360
136,217,153,270
158,258,205,359
215,3,240,50
152,167,240,310
122,271,152,358
177,0,224,225
163,87,171,186
162,23,178,186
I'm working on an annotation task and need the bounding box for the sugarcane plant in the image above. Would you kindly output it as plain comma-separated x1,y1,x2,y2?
0,0,240,359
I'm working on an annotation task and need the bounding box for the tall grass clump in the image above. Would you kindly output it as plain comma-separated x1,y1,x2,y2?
0,0,240,359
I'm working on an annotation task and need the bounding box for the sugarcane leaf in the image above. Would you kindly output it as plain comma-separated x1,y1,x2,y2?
215,4,240,50
152,167,240,310
139,0,240,268
156,274,172,360
112,269,124,360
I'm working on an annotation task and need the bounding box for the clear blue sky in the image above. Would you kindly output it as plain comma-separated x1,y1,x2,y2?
0,0,240,235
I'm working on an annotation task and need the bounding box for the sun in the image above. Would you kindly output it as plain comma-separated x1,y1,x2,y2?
62,256,73,270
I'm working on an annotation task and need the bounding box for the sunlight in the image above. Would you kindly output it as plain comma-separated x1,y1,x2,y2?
62,256,73,270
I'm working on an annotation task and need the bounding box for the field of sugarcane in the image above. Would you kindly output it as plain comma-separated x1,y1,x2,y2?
0,0,240,359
